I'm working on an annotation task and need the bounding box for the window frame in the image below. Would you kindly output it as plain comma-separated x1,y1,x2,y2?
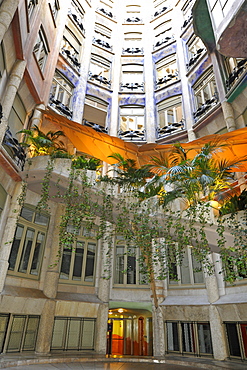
33,27,49,74
8,206,49,279
119,105,145,133
157,95,183,129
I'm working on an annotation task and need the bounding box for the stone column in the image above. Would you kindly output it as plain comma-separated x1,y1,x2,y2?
0,182,22,292
221,101,237,132
0,0,19,43
43,204,64,299
29,104,45,129
209,305,228,360
152,306,165,357
0,59,27,143
35,299,56,355
204,254,220,304
95,233,112,354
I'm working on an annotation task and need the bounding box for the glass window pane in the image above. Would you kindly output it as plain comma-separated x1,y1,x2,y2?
51,319,67,349
23,316,39,351
20,207,34,222
18,228,35,273
192,255,204,283
8,226,24,271
197,323,213,354
30,232,45,275
7,316,25,352
225,323,241,357
72,241,84,280
67,319,80,349
240,323,247,358
115,246,125,284
167,322,179,351
81,319,95,349
181,322,195,353
127,251,136,284
60,248,72,279
85,242,96,282
0,314,9,353
34,213,49,226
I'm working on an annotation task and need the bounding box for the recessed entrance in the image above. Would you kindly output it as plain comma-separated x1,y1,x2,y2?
107,308,153,356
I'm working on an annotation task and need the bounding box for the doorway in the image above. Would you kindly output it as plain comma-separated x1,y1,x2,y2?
107,308,153,356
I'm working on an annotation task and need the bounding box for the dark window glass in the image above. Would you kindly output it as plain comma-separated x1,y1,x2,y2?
226,323,241,357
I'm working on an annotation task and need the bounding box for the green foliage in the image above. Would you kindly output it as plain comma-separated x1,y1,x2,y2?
72,155,101,170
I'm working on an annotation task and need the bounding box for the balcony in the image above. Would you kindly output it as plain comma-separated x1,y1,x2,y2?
120,82,144,92
153,6,167,18
226,59,247,92
49,96,73,119
68,10,85,34
122,47,144,55
92,37,112,51
61,47,81,72
181,13,193,30
124,17,143,23
118,130,145,141
88,73,111,89
82,119,108,134
157,120,185,138
2,128,26,170
153,36,174,50
186,48,205,70
97,7,114,19
193,93,219,122
155,72,179,89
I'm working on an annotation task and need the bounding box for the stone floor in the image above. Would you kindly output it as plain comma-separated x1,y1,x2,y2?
0,354,246,370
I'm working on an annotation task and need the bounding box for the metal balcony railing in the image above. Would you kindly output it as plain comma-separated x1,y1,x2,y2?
186,48,205,70
2,128,26,170
156,120,185,138
120,82,144,92
153,35,174,50
153,6,167,17
122,47,144,55
226,59,247,91
118,129,146,141
155,72,179,89
193,93,219,122
82,119,108,134
49,96,73,119
88,73,111,88
92,37,112,51
61,47,81,72
97,7,114,19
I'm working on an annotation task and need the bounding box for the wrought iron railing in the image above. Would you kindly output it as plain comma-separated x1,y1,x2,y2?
120,82,144,92
153,6,167,17
181,13,193,30
226,59,247,91
49,96,73,119
153,35,174,50
97,7,114,19
61,47,81,72
2,128,26,170
68,10,85,34
122,47,144,55
156,120,185,138
124,17,143,23
193,93,219,121
88,73,111,88
186,48,205,70
92,37,112,51
118,129,146,141
82,119,108,134
155,72,179,89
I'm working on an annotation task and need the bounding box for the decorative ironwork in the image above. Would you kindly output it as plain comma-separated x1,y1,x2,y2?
122,47,144,55
88,73,111,88
226,59,247,91
2,128,26,170
49,96,73,119
120,82,144,92
157,120,185,138
92,37,112,51
82,119,108,134
125,17,142,23
68,1,85,34
153,35,174,50
0,104,3,122
118,129,145,141
186,48,205,70
181,13,193,30
155,72,179,89
61,47,81,71
154,7,167,17
97,7,113,18
193,93,219,121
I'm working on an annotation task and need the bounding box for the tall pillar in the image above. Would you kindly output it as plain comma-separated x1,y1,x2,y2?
43,204,64,299
0,0,19,43
209,305,228,360
29,104,45,128
152,306,165,357
35,299,56,355
221,101,237,132
204,254,220,304
0,182,22,292
0,59,27,143
95,233,112,354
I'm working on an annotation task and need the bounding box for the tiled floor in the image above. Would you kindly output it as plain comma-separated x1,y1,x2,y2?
0,363,201,370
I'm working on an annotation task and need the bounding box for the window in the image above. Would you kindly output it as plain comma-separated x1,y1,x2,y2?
7,94,26,138
169,246,204,285
83,95,108,128
68,0,85,33
225,322,247,359
88,55,111,87
0,184,7,219
8,206,49,278
95,23,111,39
49,0,59,21
51,317,96,351
49,70,74,118
157,96,183,129
59,225,97,284
187,36,205,70
156,55,179,88
154,20,173,49
121,64,144,91
166,321,213,356
208,0,232,29
0,314,40,353
27,0,38,18
123,32,142,50
225,57,247,91
33,27,49,73
193,70,218,121
119,106,145,133
114,236,148,285
61,27,81,71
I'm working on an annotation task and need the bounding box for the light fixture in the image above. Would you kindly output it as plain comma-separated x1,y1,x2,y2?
118,308,124,313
